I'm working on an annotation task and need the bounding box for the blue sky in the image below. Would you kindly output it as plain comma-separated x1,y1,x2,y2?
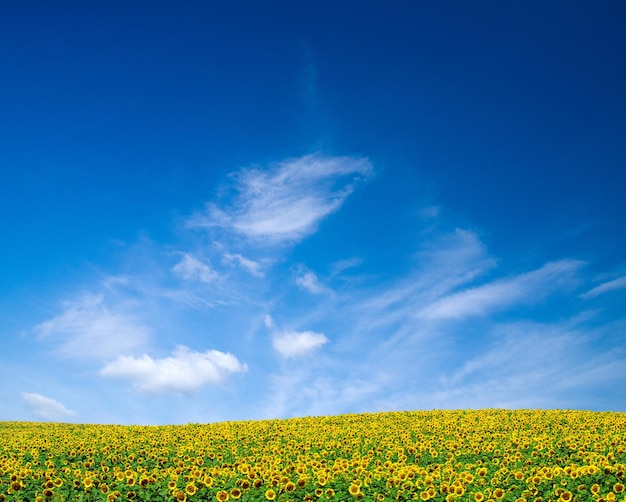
2,1,625,424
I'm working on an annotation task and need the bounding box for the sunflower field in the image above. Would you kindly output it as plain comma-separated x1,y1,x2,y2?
1,409,625,502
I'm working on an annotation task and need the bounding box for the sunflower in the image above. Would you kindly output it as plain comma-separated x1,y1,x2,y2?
474,493,485,501
349,484,361,496
325,488,336,498
315,488,324,497
216,490,229,501
493,488,505,499
230,488,242,499
265,489,277,500
285,481,296,492
614,483,625,494
185,483,197,496
42,489,54,498
559,491,572,502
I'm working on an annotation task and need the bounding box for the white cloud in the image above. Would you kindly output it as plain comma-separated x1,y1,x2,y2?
187,153,372,243
273,331,329,358
222,252,264,277
581,275,626,299
100,346,247,393
22,393,74,421
172,253,219,283
295,271,325,294
34,294,149,359
265,315,328,358
419,260,583,320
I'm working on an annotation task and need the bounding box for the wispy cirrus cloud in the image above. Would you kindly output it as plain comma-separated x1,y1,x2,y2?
421,318,626,410
581,274,626,299
265,315,328,358
187,154,373,244
260,368,380,419
34,294,150,359
329,257,364,276
347,228,496,336
419,260,584,320
22,393,74,421
100,346,247,393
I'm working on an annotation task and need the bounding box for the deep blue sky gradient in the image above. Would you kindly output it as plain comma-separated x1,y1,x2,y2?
1,1,625,423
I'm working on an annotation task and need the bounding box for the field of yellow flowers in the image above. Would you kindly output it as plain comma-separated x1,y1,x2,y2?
1,409,625,502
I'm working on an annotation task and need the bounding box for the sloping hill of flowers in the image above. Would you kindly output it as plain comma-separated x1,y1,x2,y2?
1,409,625,501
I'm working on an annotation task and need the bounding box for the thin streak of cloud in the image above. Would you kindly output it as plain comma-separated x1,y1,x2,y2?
419,260,584,320
302,47,319,113
349,229,495,334
187,154,372,244
329,257,364,276
581,275,626,299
